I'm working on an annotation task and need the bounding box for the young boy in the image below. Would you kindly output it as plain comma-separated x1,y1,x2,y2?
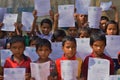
32,10,53,40
4,35,31,80
81,31,114,80
31,38,58,80
55,36,82,80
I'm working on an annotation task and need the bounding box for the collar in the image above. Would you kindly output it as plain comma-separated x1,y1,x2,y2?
91,52,105,58
11,54,28,61
61,54,76,60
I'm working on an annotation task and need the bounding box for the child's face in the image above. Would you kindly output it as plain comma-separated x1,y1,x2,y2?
41,23,51,35
91,40,105,57
106,24,117,35
30,40,36,47
36,46,51,60
79,31,89,38
67,27,78,38
10,42,25,58
62,41,76,59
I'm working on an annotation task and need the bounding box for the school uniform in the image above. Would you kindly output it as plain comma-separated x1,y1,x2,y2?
81,52,114,80
4,54,31,73
55,54,82,80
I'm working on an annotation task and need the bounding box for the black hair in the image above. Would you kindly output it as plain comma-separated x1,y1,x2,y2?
40,18,52,29
90,30,106,46
29,36,40,46
36,38,51,51
9,35,25,46
62,36,76,46
105,20,119,35
51,29,66,42
101,16,109,21
79,27,91,36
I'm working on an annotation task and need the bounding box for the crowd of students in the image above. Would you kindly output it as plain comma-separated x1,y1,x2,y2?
0,1,120,80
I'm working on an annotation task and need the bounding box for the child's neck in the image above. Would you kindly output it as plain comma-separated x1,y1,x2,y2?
13,55,23,64
38,58,49,63
93,52,104,58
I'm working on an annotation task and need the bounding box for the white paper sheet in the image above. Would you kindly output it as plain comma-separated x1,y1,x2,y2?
22,12,34,31
49,42,64,60
61,60,78,80
75,0,91,14
34,0,51,16
109,75,120,80
76,38,92,60
0,49,12,66
4,68,25,80
1,13,18,31
105,35,120,58
100,1,112,11
88,58,110,80
0,8,7,22
58,5,75,27
88,7,102,29
30,61,50,80
24,47,39,62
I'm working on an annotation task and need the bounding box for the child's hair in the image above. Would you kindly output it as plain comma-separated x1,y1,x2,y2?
36,38,51,51
9,35,25,46
101,16,109,21
90,30,106,46
29,36,40,46
51,29,66,42
40,18,52,29
62,36,76,46
105,20,119,35
78,27,91,38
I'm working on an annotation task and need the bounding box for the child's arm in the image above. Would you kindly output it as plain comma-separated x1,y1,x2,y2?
14,22,22,35
52,13,59,33
30,10,39,35
0,22,4,31
25,73,31,80
111,5,119,23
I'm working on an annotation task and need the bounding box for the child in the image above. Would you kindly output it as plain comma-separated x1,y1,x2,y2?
4,35,31,80
51,29,66,42
31,38,58,80
55,36,83,80
99,16,109,32
32,10,54,40
29,36,40,47
81,31,114,80
78,27,91,38
105,20,119,35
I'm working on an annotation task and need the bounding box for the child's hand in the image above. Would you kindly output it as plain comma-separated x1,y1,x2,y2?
32,10,38,19
0,75,3,80
30,77,35,80
49,10,54,21
48,75,57,80
0,23,4,29
54,13,59,22
25,73,31,80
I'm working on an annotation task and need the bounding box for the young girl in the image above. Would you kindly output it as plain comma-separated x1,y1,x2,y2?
31,38,58,80
55,36,83,80
105,20,119,35
51,29,66,42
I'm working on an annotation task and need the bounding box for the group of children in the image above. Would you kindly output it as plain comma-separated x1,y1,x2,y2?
0,1,119,80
